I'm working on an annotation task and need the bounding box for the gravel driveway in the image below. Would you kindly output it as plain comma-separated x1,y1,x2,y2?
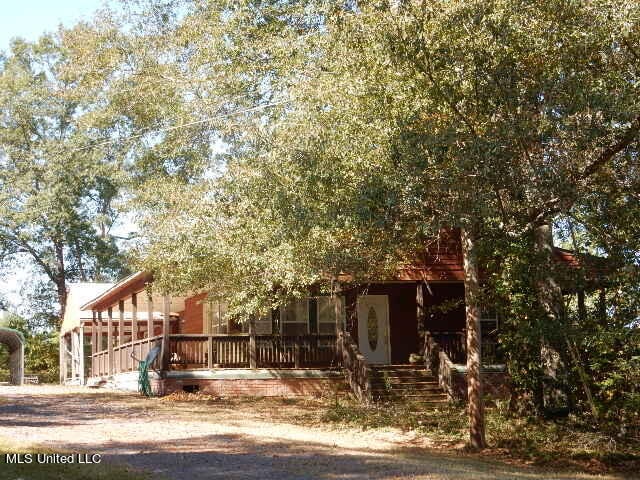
0,385,630,480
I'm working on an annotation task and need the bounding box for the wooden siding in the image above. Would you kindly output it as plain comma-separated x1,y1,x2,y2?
180,293,206,334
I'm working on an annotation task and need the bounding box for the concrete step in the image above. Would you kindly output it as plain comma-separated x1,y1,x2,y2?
372,364,426,370
371,369,433,377
371,378,439,385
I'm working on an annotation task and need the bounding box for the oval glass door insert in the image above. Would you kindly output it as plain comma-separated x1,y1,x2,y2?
367,306,378,350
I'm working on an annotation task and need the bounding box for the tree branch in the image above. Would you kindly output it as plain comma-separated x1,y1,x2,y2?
582,116,640,179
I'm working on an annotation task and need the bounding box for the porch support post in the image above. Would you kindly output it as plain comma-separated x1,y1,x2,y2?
416,281,425,347
59,334,65,384
334,280,343,365
249,316,257,369
119,299,125,346
147,291,153,338
91,311,97,355
79,327,85,385
131,292,138,341
97,311,103,375
70,330,77,380
334,282,343,334
119,299,126,372
161,295,171,371
91,311,97,377
107,306,113,375
96,311,102,351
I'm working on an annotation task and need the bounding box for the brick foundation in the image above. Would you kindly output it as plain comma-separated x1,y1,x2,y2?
157,376,344,397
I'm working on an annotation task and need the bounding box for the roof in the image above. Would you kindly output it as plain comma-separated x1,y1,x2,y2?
80,271,151,312
0,327,24,352
60,282,113,335
78,271,187,317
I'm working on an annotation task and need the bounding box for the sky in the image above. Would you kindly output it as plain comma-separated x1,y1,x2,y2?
0,0,107,52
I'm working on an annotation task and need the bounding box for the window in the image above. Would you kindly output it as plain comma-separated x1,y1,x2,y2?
204,301,250,334
278,297,346,336
480,310,499,336
204,301,226,334
255,314,272,334
316,296,346,334
280,299,309,336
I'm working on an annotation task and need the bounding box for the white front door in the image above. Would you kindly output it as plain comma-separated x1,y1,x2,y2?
357,295,391,364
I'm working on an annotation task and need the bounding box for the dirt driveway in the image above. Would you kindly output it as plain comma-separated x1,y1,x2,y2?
0,385,631,480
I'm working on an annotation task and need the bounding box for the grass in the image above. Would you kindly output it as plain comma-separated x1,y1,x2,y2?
0,437,155,480
4,386,637,477
134,391,640,473
318,396,640,474
82,390,639,474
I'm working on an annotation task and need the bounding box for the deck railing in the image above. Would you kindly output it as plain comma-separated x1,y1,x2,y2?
339,331,372,402
91,350,109,377
90,333,339,374
170,334,338,369
431,331,467,364
91,335,163,377
424,330,458,399
429,331,502,365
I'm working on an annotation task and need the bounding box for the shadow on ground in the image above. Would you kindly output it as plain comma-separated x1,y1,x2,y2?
1,387,635,480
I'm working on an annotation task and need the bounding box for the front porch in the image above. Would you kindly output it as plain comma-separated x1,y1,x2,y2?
61,270,507,401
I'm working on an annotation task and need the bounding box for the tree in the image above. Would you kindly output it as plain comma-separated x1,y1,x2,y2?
0,34,131,325
122,0,640,446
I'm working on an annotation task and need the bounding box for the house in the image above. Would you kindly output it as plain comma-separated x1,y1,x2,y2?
59,232,601,402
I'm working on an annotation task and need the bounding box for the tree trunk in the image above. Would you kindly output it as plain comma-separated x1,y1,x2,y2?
461,225,486,449
54,240,67,328
533,222,568,412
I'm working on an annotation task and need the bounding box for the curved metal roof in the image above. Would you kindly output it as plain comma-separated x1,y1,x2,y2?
0,327,24,352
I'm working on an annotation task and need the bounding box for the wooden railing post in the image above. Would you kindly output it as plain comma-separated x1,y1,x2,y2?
249,317,257,369
207,335,213,369
294,337,301,368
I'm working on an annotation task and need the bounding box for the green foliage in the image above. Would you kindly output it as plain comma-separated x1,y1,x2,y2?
0,311,59,382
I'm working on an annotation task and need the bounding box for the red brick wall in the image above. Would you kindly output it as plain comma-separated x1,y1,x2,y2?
157,377,345,397
180,293,206,334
